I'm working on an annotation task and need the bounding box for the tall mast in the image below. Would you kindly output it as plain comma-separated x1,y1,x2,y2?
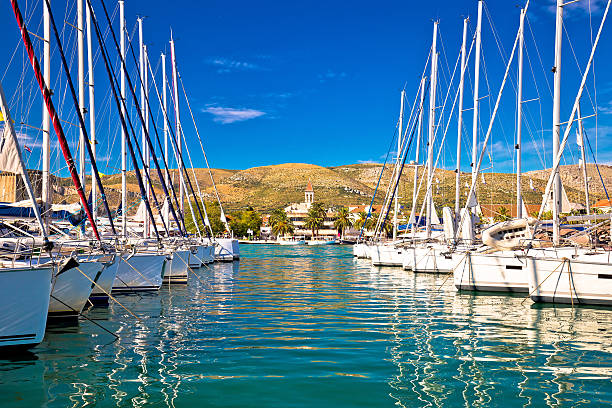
472,0,483,188
426,21,438,238
170,32,184,216
86,0,96,224
394,90,404,241
162,53,169,189
41,0,50,233
78,0,86,191
577,104,590,216
144,45,150,236
120,0,127,238
516,7,526,218
411,76,426,235
552,0,563,245
139,18,150,238
456,17,468,219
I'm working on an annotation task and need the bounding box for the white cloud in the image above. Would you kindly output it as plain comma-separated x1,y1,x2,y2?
490,141,509,155
0,126,44,149
208,58,259,74
598,100,612,115
318,70,347,83
203,106,266,124
544,0,607,15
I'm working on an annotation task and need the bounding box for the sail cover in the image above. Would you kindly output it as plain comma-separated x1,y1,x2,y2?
431,201,441,225
543,181,573,213
134,200,146,222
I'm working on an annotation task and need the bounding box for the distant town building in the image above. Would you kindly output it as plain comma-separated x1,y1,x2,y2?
284,181,337,237
592,199,612,213
348,204,383,222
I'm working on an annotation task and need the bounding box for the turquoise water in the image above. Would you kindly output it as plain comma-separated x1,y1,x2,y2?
1,244,612,407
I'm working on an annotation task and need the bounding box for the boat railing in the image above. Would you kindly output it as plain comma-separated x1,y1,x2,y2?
5,236,37,269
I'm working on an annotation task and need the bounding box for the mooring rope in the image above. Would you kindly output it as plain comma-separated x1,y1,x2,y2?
75,266,142,322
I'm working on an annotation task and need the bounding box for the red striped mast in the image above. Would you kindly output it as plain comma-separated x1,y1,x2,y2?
10,0,101,241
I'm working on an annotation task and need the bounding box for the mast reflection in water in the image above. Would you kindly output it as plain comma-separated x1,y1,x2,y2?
0,245,611,407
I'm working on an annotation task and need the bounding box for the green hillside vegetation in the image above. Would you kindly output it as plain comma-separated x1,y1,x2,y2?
51,163,607,218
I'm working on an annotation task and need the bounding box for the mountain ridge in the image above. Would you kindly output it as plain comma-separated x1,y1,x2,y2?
51,162,610,213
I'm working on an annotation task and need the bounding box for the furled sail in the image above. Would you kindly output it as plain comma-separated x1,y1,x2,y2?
431,201,441,225
134,200,147,222
543,181,572,213
0,124,25,175
521,198,529,219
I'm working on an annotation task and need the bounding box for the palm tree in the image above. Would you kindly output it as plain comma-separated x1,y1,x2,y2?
494,206,511,222
354,211,369,231
268,208,286,228
272,218,295,237
377,217,394,237
333,207,353,239
305,202,325,238
354,210,377,232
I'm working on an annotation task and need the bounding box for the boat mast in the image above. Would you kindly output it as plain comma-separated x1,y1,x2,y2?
455,17,468,219
577,104,590,216
138,19,150,238
471,0,483,199
120,0,127,238
426,21,438,238
170,33,184,217
516,7,526,218
162,51,171,230
394,90,404,241
86,0,96,224
41,0,50,234
162,53,169,190
552,0,563,245
78,0,85,193
411,76,426,235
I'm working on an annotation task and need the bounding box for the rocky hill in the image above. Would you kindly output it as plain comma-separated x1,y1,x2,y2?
51,162,608,214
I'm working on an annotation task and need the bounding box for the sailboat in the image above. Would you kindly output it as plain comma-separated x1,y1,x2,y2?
0,79,54,349
525,0,612,306
453,1,534,292
370,89,409,267
401,16,471,274
455,0,612,306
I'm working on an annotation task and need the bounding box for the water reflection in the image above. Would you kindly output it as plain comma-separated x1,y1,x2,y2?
0,245,610,407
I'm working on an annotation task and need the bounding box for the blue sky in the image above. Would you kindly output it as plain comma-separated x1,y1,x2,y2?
1,0,612,176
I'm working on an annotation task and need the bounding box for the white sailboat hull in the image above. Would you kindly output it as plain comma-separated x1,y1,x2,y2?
353,243,371,259
49,261,105,319
402,244,455,273
86,255,117,305
201,244,215,264
215,238,239,262
0,266,53,349
370,244,404,266
453,250,529,292
111,253,165,293
188,246,203,267
527,250,612,306
188,244,214,267
165,250,190,284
